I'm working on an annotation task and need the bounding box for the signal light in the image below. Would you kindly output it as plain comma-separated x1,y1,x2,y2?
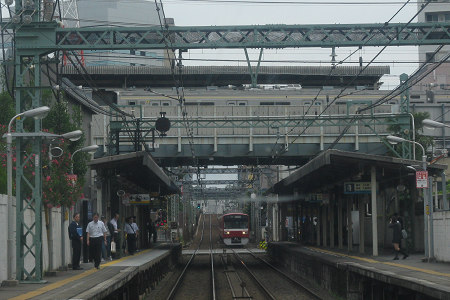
197,204,200,209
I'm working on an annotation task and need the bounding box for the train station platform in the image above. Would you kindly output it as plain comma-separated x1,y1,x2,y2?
269,242,450,300
0,244,181,300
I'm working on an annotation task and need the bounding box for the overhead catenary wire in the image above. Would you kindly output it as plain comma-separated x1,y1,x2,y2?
154,0,204,192
326,43,450,150
269,0,419,163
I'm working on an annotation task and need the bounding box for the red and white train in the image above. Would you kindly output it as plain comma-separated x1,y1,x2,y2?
218,213,250,246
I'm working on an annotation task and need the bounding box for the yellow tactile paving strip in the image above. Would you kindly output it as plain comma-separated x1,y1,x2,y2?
9,249,152,300
307,247,450,278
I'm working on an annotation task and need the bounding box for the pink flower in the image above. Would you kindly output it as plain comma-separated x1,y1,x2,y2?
32,171,35,176
46,176,51,181
56,204,61,208
47,204,53,208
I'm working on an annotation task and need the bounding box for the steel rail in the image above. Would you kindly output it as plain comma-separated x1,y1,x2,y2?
245,248,322,300
221,251,252,299
232,249,277,300
166,213,206,300
210,214,216,300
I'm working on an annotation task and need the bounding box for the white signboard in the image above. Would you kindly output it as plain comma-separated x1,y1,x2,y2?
416,171,428,189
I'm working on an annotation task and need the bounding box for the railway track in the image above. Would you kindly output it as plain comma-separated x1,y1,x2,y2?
161,214,324,300
227,248,323,300
166,214,218,300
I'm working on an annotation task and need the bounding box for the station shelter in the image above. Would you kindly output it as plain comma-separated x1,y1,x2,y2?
88,151,179,252
271,150,447,255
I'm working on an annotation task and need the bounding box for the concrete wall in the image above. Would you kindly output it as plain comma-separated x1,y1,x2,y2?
0,194,74,283
433,210,450,262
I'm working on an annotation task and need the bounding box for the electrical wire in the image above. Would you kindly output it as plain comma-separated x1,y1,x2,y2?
269,0,418,163
154,0,205,195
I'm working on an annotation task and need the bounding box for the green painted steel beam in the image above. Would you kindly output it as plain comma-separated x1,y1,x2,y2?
11,22,450,54
111,113,409,131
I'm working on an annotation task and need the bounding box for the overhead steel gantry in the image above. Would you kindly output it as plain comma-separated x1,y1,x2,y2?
8,0,450,280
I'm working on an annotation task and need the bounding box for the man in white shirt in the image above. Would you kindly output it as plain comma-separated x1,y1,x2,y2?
86,212,108,269
125,217,138,255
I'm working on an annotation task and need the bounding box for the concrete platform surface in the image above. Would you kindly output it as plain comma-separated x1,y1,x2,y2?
274,243,450,299
0,247,170,300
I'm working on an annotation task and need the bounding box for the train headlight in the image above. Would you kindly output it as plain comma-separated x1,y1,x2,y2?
226,231,230,235
242,231,247,234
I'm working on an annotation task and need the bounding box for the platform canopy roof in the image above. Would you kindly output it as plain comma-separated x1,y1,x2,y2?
272,150,447,196
88,151,179,196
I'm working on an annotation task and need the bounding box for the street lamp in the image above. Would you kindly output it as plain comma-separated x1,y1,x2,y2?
423,119,450,129
5,106,50,282
46,129,83,272
386,135,432,261
71,144,99,173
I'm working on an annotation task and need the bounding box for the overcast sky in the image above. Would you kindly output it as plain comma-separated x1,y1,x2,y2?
161,0,426,89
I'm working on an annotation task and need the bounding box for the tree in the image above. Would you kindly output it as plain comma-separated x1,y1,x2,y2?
386,112,434,159
0,93,89,207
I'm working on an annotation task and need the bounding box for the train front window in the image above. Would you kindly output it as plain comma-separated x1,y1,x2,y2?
224,215,248,229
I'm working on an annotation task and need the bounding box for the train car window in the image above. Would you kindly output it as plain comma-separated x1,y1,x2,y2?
314,101,322,106
227,101,237,106
162,102,170,106
128,101,136,105
152,103,159,106
200,102,215,106
304,102,311,105
260,102,274,105
223,215,249,229
238,101,247,106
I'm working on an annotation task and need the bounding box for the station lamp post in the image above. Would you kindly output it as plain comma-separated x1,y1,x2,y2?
422,119,449,211
71,145,99,174
5,106,50,282
386,135,433,261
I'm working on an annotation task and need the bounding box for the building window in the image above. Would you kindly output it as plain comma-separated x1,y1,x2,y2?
140,51,146,56
426,13,439,22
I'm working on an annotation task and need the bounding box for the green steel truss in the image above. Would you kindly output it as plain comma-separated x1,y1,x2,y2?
112,113,409,131
8,22,450,54
11,5,447,280
108,113,410,156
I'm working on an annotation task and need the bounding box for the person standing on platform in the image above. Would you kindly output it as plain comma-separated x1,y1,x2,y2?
389,216,408,260
110,212,121,257
101,215,112,261
86,212,108,269
125,217,137,255
68,212,83,270
131,216,140,251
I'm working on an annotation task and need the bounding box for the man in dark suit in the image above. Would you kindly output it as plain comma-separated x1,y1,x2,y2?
68,212,83,270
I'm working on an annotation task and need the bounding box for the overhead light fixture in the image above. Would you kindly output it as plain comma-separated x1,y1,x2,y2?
386,135,406,145
61,130,82,142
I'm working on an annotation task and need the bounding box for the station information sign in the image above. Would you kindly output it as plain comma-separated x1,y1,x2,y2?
344,182,371,194
416,171,428,188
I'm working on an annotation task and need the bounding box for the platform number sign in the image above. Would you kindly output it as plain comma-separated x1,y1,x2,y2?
344,182,371,194
416,171,428,188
